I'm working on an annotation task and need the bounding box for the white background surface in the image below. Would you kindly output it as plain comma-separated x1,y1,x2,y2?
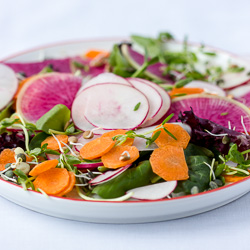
1,0,250,249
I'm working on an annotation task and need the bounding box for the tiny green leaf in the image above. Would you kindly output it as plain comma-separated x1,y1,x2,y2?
162,113,174,125
134,102,141,111
163,127,177,140
175,78,193,88
65,155,81,165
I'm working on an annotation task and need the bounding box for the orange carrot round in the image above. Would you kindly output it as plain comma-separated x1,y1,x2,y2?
33,168,70,195
56,171,76,197
85,50,109,59
223,175,248,183
29,159,59,177
169,87,204,98
80,137,115,160
41,134,68,150
101,145,139,169
0,149,15,171
101,129,134,146
153,123,190,149
149,146,189,181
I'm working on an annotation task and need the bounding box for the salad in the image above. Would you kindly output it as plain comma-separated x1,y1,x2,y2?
1,32,250,201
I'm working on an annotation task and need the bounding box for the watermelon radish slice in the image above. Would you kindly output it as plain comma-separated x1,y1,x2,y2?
72,83,149,130
89,165,131,186
120,44,177,83
5,58,72,77
166,94,250,131
185,80,226,97
16,73,82,123
132,78,171,126
127,181,177,200
228,85,250,107
128,78,163,126
0,64,18,110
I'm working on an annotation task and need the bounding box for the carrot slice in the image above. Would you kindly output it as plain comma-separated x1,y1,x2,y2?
41,135,68,150
0,149,15,171
55,171,76,197
85,50,109,60
33,168,70,195
101,145,139,169
101,129,134,146
153,123,190,149
29,159,59,177
223,175,248,183
80,136,115,160
149,146,189,181
169,87,204,98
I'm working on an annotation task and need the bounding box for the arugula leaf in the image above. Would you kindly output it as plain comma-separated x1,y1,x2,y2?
36,104,70,134
92,161,154,198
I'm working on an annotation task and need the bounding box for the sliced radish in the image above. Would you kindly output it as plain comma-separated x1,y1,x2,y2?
120,44,178,82
228,85,250,107
72,83,149,130
0,64,18,110
75,162,103,169
78,72,131,93
128,78,163,127
127,181,177,200
135,78,171,126
185,80,226,97
90,165,131,185
166,94,250,132
16,73,82,123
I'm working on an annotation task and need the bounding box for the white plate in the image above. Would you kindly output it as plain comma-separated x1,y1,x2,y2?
1,39,250,224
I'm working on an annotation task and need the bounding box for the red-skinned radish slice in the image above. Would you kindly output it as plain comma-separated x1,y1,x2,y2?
0,64,18,110
228,85,250,107
78,73,131,93
16,73,82,123
120,44,179,82
166,94,250,132
185,80,226,97
72,83,149,131
127,78,163,127
129,78,171,127
89,165,131,185
127,181,177,200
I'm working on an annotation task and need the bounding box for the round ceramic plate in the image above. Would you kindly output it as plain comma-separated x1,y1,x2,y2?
1,39,250,224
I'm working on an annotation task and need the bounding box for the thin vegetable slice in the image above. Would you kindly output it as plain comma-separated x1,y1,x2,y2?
41,135,68,150
101,129,134,146
169,87,204,98
33,168,70,195
55,171,76,196
101,145,139,169
80,137,115,160
29,159,59,177
153,123,191,149
223,175,248,183
150,146,189,181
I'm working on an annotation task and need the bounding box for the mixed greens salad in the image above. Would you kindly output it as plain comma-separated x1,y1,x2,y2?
1,32,250,201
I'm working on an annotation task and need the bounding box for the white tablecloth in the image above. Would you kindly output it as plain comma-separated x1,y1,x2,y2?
1,0,250,249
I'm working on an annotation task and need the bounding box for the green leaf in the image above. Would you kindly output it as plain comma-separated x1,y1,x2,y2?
13,169,28,180
25,123,37,131
133,102,141,111
30,148,42,156
92,161,154,198
158,32,174,41
44,149,60,155
174,78,193,88
65,155,81,165
0,102,13,122
227,144,244,164
36,104,71,134
29,132,49,150
0,117,19,128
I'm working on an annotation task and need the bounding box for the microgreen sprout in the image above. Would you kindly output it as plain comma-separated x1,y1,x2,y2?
204,129,228,137
241,115,248,135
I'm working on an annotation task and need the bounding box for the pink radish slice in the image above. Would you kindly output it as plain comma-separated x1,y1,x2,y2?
16,73,82,123
120,44,178,83
185,80,226,97
133,78,171,126
166,94,250,132
228,85,250,107
127,181,177,200
127,78,163,127
90,165,131,185
78,73,131,93
0,64,18,110
72,83,149,130
75,162,103,169
73,133,101,152
5,58,72,77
